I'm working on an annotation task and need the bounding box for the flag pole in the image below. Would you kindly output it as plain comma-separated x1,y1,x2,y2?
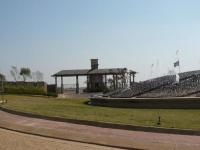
176,50,181,74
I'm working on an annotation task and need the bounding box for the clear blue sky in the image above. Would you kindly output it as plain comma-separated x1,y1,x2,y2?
1,0,200,85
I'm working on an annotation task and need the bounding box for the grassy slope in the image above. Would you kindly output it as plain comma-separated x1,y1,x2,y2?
1,95,200,130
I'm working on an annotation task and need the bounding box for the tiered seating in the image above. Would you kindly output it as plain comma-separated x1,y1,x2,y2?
110,88,133,98
110,75,176,98
139,71,200,98
103,88,124,97
179,70,200,80
105,70,200,98
130,75,176,96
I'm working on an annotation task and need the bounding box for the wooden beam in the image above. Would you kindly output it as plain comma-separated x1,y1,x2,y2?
116,75,118,89
86,75,89,92
76,75,79,94
0,76,3,93
122,73,125,88
61,76,63,94
132,74,135,83
104,75,107,87
55,76,57,93
129,73,132,87
113,75,116,90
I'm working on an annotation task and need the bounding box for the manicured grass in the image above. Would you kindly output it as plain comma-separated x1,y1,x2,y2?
1,95,200,130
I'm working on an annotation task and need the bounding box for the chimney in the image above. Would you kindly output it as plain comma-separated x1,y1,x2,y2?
91,59,99,69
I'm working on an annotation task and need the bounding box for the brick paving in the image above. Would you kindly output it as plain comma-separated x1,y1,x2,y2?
0,110,200,150
0,128,122,150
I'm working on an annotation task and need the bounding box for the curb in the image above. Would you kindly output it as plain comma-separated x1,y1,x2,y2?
1,107,200,136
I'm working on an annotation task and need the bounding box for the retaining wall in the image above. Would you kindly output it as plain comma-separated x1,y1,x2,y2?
90,97,200,109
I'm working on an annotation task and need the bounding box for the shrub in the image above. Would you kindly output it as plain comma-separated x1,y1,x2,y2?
102,86,110,94
4,84,46,95
46,92,58,97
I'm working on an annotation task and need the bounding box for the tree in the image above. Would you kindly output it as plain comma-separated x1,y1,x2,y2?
10,66,20,81
20,68,31,82
32,71,44,82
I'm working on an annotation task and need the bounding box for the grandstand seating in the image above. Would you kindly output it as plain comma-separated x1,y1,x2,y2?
105,70,200,98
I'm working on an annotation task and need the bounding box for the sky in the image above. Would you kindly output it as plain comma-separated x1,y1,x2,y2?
1,0,200,86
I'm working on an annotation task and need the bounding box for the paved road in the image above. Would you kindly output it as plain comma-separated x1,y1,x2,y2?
0,128,122,150
0,110,200,150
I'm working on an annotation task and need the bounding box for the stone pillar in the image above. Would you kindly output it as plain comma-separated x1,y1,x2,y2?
76,75,79,94
61,76,64,94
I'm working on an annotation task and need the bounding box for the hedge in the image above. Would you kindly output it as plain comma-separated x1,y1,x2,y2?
4,84,46,95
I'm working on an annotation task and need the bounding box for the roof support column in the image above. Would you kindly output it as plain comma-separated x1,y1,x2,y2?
55,76,57,93
122,73,125,88
0,76,3,93
87,75,89,92
113,75,116,90
132,73,135,83
61,76,64,94
116,75,118,89
129,73,132,87
76,75,79,94
104,75,107,87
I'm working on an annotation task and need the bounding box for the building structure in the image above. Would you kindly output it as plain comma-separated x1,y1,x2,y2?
52,59,136,94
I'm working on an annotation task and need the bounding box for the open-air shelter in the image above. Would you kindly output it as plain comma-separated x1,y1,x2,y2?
52,59,136,94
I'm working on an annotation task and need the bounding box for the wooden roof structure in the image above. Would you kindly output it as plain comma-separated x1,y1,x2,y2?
52,59,137,94
53,68,133,77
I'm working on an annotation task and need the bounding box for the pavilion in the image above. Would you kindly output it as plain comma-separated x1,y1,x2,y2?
52,59,136,94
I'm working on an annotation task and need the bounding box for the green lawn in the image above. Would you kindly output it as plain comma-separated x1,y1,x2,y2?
1,95,200,130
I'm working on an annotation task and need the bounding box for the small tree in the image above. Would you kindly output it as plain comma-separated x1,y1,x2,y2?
20,68,31,82
10,66,20,81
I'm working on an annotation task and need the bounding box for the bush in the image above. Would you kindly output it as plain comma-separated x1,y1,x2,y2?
46,92,58,97
102,86,110,94
4,84,46,95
